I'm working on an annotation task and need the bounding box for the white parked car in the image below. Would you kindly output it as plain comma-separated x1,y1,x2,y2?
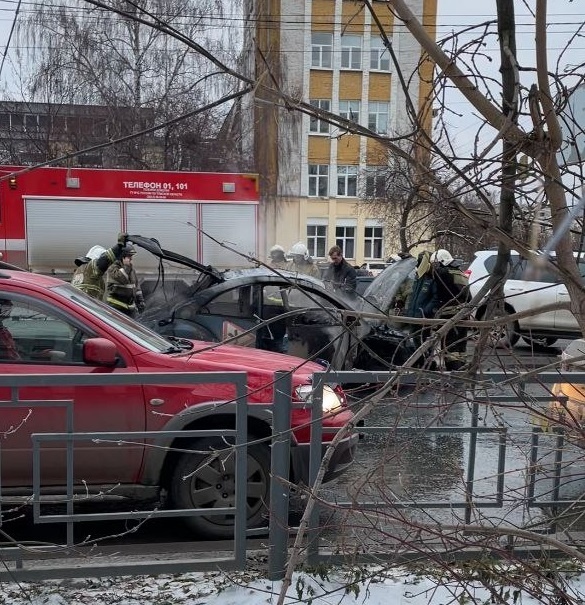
467,249,585,348
363,262,389,277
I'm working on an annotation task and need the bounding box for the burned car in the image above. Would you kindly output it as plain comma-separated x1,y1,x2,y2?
131,236,416,371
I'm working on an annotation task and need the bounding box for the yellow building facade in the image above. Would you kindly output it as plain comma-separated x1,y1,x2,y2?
251,0,437,264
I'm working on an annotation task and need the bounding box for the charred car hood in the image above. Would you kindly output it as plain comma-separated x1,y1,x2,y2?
129,234,225,283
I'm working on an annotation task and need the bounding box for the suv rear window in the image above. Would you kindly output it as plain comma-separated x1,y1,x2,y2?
483,253,524,280
483,253,585,283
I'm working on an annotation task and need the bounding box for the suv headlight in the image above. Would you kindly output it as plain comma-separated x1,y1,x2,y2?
295,384,343,413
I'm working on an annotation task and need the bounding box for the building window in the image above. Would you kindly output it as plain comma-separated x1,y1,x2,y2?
38,115,49,131
312,32,333,68
24,114,39,133
368,101,389,134
363,166,386,198
338,100,361,125
308,164,329,197
10,114,24,130
364,226,384,259
307,224,327,258
335,226,355,259
341,34,362,69
370,36,391,71
310,99,331,134
337,165,358,197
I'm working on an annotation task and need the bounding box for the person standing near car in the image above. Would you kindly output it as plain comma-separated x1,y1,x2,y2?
268,244,288,270
405,250,437,346
104,242,146,317
405,250,437,326
71,233,129,300
430,249,471,370
324,245,357,294
287,242,321,278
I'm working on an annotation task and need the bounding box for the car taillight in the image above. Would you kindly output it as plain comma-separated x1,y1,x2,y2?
463,269,471,279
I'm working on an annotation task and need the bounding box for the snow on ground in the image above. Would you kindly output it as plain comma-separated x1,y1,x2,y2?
2,565,585,604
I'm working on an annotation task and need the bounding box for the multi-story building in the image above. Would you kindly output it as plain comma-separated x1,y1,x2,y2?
0,101,240,173
246,0,437,264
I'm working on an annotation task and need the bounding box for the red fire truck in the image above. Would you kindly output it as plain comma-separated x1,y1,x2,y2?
0,165,259,274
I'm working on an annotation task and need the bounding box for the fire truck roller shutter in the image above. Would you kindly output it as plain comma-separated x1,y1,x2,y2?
201,204,257,269
25,199,120,274
125,202,199,271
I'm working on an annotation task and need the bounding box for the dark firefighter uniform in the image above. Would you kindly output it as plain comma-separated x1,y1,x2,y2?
405,251,437,347
104,244,145,317
432,252,471,371
71,233,128,300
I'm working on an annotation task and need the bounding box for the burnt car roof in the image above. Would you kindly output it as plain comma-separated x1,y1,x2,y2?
130,234,361,307
132,235,417,372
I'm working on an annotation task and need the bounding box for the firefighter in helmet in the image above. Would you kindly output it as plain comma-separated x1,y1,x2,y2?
268,244,288,270
104,242,146,317
430,248,471,371
71,233,129,300
286,242,320,278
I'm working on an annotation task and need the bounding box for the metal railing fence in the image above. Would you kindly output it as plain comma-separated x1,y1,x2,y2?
302,370,585,569
0,371,250,578
1,369,585,581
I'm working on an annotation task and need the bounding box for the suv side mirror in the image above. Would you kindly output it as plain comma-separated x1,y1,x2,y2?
83,338,118,366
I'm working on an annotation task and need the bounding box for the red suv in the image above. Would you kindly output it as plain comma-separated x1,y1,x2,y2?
0,268,357,538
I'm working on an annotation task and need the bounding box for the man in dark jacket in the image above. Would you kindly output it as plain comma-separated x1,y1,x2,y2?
104,242,145,317
71,233,129,300
324,245,357,294
430,249,470,370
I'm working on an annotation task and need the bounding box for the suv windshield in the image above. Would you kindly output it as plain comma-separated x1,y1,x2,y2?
54,283,178,353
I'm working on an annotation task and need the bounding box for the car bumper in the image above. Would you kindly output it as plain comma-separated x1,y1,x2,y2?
291,432,359,485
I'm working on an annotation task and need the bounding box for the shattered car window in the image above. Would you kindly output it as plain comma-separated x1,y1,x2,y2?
204,287,252,318
361,258,417,316
263,285,285,305
286,287,337,310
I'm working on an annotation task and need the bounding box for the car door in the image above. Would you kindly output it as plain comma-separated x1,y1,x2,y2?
555,258,585,331
509,260,557,330
191,285,258,347
0,293,146,488
282,286,356,369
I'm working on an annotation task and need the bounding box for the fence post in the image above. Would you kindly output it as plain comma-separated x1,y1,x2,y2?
307,372,324,566
268,370,292,581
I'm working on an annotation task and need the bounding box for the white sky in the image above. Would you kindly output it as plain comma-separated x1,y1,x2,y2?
2,566,585,604
436,0,585,161
0,0,582,153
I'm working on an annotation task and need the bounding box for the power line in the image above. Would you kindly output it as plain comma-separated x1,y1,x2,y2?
0,0,20,80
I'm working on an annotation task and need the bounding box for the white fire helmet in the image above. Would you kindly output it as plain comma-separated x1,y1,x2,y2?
269,244,285,256
430,249,454,266
86,245,107,261
288,242,309,260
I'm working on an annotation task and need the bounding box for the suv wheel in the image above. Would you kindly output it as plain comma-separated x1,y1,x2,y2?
170,436,271,538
